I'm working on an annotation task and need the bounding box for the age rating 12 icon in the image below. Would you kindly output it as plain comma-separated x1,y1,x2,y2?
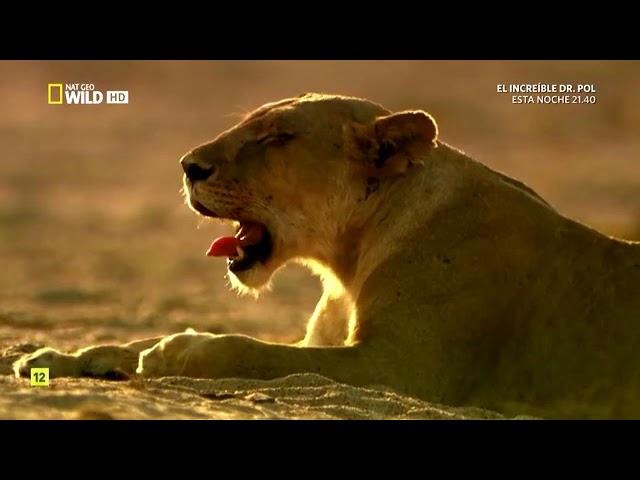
30,368,50,387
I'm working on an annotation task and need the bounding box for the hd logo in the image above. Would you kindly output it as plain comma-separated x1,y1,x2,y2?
47,83,129,105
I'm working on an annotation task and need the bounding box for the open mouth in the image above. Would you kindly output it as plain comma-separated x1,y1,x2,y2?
191,201,273,273
207,221,273,273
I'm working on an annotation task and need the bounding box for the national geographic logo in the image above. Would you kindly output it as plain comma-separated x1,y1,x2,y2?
47,83,129,105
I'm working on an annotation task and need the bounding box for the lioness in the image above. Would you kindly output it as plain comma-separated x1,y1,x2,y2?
15,93,640,419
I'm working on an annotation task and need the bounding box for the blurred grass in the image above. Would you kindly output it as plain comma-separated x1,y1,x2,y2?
0,60,639,351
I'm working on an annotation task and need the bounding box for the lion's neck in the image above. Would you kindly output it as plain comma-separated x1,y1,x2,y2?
308,141,549,302
319,142,469,298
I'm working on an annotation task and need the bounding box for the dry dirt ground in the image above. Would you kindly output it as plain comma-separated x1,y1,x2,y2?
1,61,639,419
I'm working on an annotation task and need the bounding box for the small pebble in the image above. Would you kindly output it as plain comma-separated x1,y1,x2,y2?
245,392,275,404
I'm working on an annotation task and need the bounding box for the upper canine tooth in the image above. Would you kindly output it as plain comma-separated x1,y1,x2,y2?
236,246,246,260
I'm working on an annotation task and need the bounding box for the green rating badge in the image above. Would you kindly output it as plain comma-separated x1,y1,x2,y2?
30,368,49,387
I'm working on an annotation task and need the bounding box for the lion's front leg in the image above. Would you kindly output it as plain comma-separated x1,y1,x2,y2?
302,292,354,347
13,335,165,379
137,331,373,386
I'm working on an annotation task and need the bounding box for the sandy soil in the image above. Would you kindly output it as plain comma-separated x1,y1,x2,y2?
1,61,639,419
1,374,512,421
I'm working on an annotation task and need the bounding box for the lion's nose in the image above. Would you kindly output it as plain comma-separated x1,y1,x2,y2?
180,154,216,183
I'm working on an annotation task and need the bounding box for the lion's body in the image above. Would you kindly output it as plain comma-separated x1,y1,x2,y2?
347,141,640,418
15,94,640,419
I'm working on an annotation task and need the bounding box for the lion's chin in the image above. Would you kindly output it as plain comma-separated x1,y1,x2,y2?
226,261,277,298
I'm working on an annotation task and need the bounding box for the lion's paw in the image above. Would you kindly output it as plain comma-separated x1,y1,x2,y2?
136,342,168,377
137,330,219,378
136,332,196,377
13,347,80,378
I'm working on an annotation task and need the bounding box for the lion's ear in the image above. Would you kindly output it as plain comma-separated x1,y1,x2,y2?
344,110,438,178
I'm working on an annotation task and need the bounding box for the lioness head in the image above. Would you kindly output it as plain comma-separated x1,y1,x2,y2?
180,93,438,292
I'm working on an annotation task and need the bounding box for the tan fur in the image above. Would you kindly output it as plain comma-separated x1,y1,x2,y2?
15,93,640,419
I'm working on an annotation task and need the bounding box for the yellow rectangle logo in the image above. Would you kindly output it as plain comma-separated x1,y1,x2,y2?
47,83,63,104
30,367,50,387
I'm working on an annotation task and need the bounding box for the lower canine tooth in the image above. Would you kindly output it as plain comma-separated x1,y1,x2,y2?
236,246,246,260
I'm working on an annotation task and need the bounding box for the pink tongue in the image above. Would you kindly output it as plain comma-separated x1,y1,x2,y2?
206,222,265,257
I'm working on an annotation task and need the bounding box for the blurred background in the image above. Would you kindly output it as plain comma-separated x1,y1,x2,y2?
1,60,639,352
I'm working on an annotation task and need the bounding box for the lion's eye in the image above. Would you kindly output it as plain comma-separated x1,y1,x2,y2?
256,132,295,146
